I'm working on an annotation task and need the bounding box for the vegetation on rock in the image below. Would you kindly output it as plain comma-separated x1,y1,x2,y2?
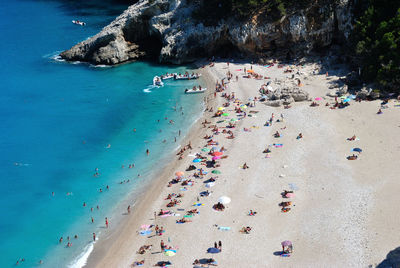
352,0,400,91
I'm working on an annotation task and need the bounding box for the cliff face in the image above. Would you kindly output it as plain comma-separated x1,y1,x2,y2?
60,0,354,65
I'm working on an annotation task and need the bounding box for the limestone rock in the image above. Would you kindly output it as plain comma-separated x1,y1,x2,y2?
60,0,355,65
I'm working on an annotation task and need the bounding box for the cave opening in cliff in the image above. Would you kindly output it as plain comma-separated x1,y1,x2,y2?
212,38,240,58
137,34,163,61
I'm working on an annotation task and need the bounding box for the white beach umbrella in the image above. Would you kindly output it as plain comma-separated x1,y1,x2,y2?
218,196,231,204
205,182,215,188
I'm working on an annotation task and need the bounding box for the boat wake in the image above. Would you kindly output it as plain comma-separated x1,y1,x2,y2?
143,85,158,93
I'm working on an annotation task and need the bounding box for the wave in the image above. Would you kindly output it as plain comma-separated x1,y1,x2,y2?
68,242,94,268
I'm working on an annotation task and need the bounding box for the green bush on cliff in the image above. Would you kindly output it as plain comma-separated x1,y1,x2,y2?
353,0,400,91
192,0,290,25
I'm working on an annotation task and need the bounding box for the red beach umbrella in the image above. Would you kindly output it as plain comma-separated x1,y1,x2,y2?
212,151,223,156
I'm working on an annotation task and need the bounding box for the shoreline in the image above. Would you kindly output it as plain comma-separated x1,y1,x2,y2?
82,65,218,268
84,59,400,267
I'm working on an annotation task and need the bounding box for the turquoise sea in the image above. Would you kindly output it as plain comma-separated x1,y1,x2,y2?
0,1,203,267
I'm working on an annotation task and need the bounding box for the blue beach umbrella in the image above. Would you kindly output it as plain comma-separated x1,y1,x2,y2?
343,98,350,103
193,158,201,163
352,148,362,153
207,247,220,253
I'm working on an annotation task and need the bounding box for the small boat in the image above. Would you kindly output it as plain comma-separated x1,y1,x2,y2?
174,73,202,80
185,87,207,94
160,73,176,80
72,20,86,26
153,76,164,87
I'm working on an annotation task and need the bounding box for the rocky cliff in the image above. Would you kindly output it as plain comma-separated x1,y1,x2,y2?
60,0,354,65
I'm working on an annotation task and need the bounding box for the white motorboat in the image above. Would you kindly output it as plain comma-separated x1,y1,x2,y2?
72,20,86,26
153,76,164,87
160,73,176,80
184,87,207,94
174,73,202,80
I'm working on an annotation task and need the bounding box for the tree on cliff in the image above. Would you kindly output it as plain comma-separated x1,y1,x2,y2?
353,0,400,91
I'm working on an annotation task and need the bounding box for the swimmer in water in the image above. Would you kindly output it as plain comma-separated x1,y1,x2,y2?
106,144,111,149
146,149,149,156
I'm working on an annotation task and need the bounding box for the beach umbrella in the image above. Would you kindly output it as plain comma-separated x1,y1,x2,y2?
212,156,221,160
193,158,201,163
222,113,230,117
201,148,210,152
230,118,238,122
211,170,221,174
247,69,254,73
212,152,223,156
343,98,350,103
207,247,220,254
285,193,295,198
240,105,247,109
315,97,322,101
281,240,292,247
218,107,225,111
164,250,176,256
205,182,215,188
175,171,184,177
352,148,362,153
218,196,231,204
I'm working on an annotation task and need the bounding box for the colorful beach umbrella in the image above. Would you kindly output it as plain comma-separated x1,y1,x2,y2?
164,250,176,256
352,148,362,153
218,107,225,111
212,156,221,160
193,158,201,163
222,113,229,117
207,247,221,253
281,240,292,247
315,97,322,101
212,151,223,156
175,171,184,177
201,148,210,152
212,170,221,174
285,193,295,198
230,118,238,122
247,69,254,73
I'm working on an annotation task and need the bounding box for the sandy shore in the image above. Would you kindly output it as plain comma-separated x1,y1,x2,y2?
84,60,400,268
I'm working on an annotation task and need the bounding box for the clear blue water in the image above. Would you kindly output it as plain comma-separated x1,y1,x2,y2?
0,1,203,267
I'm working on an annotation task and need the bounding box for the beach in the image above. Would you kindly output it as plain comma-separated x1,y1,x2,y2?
84,61,400,268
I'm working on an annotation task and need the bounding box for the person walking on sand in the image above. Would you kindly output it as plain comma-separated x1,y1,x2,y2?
160,240,165,251
218,241,222,251
127,205,131,214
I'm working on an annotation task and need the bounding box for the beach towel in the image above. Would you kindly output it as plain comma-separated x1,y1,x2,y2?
193,203,204,206
273,144,283,148
139,230,152,236
218,226,231,231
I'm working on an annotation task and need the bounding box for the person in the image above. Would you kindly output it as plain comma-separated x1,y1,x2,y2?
348,135,356,141
243,163,249,169
93,233,96,241
127,205,131,214
160,240,165,251
377,108,383,114
297,133,303,139
214,242,218,248
146,149,149,156
59,237,63,243
105,217,109,228
218,241,222,251
91,217,94,223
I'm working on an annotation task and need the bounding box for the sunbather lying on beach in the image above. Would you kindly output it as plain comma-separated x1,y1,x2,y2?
176,217,192,223
274,131,280,138
131,260,145,267
240,226,252,234
347,135,356,141
296,133,303,139
310,101,319,107
242,163,249,169
137,245,152,254
347,154,358,160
